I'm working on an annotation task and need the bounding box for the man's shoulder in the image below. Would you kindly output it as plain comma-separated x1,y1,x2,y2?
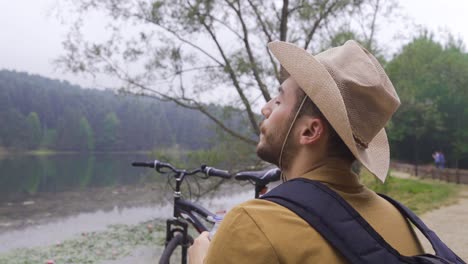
220,195,347,263
228,197,311,230
230,198,287,217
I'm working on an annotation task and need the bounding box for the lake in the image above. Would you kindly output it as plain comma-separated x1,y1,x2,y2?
0,153,254,253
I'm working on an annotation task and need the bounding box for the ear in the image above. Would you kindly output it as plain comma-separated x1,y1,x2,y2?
298,117,325,145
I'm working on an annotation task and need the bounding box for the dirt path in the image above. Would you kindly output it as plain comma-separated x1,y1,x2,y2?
390,170,467,260
416,189,468,261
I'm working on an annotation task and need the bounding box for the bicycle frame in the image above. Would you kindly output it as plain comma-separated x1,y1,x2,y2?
175,198,215,232
171,171,216,229
162,171,217,264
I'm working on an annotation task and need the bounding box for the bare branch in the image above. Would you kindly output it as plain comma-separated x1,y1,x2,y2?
111,63,257,145
187,0,260,135
133,84,257,145
279,0,290,82
279,0,289,41
246,0,273,42
366,0,381,51
246,0,280,83
303,1,339,50
173,65,222,76
288,4,305,14
266,45,281,84
196,104,257,145
226,0,271,102
209,15,243,40
132,12,225,67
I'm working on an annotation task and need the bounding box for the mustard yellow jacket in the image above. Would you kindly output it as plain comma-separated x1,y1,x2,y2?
204,160,424,263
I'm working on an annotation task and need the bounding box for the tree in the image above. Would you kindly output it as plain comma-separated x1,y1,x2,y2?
78,116,95,151
98,112,121,150
386,34,468,169
26,112,42,149
0,109,29,149
57,0,401,145
41,128,58,149
386,98,444,175
56,109,81,150
432,39,468,169
386,35,445,173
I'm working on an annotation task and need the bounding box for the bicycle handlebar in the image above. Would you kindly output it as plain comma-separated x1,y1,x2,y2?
204,167,231,179
131,160,231,179
131,161,155,168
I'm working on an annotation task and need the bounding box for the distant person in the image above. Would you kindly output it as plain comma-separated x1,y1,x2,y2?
433,151,441,168
433,151,446,169
438,151,446,169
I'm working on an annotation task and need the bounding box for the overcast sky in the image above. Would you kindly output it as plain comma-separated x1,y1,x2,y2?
1,0,467,89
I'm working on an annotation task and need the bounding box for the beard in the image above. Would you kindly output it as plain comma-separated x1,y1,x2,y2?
256,130,283,166
256,119,296,168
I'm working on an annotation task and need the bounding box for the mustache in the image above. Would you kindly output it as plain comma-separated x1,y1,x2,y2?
259,120,266,133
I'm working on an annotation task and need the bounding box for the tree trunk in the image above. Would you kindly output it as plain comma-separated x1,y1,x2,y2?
413,137,419,176
279,0,290,83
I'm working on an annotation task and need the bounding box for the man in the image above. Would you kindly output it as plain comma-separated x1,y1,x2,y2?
433,151,441,168
189,40,424,263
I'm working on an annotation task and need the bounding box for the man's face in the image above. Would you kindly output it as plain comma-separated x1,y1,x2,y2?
256,78,300,165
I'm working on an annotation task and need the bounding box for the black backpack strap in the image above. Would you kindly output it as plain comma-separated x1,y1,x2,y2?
261,178,406,264
378,193,464,263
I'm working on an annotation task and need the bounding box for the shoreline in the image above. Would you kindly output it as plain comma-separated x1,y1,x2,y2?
0,149,152,157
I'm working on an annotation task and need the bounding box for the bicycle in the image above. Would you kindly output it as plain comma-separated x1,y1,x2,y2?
132,160,280,264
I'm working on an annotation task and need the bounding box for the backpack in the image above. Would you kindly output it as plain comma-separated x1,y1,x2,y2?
261,178,466,264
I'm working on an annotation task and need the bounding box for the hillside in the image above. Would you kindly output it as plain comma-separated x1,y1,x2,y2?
0,70,246,152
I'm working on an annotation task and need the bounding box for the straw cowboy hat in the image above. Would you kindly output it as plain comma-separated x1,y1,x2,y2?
268,40,400,182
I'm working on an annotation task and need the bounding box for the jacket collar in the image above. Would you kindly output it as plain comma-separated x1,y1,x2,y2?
298,158,363,191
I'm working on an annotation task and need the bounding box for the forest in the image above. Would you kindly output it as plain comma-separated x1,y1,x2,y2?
0,70,237,152
385,36,468,169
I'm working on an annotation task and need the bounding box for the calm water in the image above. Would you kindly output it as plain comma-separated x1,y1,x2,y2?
0,153,253,253
0,153,153,202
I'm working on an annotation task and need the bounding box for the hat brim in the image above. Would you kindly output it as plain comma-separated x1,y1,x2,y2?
268,41,389,182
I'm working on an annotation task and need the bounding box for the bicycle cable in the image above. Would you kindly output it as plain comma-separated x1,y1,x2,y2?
186,175,193,201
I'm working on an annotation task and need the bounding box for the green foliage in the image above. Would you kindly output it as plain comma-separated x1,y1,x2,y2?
151,144,188,168
151,132,257,172
0,70,231,152
26,112,42,149
328,30,360,48
41,128,57,149
386,35,468,168
100,112,121,148
187,138,257,171
56,110,83,151
0,109,29,149
78,117,95,151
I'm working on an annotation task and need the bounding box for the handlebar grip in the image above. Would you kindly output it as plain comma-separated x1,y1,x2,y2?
131,162,154,168
205,167,231,179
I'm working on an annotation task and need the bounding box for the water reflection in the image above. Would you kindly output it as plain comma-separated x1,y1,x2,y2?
0,153,155,201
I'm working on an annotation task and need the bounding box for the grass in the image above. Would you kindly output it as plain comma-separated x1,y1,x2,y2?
0,221,165,264
26,149,61,156
360,169,461,215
